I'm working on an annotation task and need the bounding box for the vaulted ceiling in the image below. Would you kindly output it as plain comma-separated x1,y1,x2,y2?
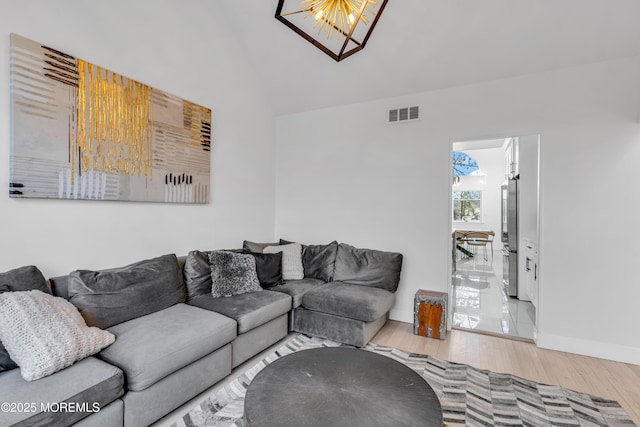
217,0,640,116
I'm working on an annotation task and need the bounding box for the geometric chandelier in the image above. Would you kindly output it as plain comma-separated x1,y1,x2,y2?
275,0,389,62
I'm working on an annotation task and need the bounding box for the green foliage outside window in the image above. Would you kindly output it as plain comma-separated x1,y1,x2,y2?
453,191,482,222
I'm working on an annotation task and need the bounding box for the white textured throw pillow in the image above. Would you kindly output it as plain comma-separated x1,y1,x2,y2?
264,243,304,280
0,290,115,381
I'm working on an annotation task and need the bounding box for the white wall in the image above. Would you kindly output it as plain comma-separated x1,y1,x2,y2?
275,56,640,364
0,0,276,276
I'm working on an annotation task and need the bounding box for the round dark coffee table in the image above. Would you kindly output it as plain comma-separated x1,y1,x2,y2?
243,347,443,427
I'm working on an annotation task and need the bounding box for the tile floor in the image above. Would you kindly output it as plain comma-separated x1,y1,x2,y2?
452,249,536,341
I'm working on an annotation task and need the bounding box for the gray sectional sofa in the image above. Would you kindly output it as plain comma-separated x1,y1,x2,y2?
0,241,402,427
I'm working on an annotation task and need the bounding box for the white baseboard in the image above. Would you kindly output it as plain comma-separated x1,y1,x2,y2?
536,333,640,365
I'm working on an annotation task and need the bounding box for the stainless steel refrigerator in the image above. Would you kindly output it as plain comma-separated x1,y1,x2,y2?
501,179,518,297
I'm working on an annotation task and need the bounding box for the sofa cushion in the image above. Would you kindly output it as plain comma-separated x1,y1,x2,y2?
183,250,213,300
49,275,71,299
209,251,262,297
99,303,236,392
0,265,50,294
280,240,339,282
269,278,328,308
301,282,395,322
264,243,304,280
303,241,338,281
68,254,186,329
0,265,49,374
293,307,388,348
0,290,115,381
250,251,284,288
333,243,403,292
0,356,124,427
188,291,292,334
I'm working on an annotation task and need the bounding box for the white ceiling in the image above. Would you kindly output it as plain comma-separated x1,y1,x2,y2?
217,0,640,116
453,138,506,151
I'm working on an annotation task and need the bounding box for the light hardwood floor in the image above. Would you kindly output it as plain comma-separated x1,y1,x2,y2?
371,320,640,424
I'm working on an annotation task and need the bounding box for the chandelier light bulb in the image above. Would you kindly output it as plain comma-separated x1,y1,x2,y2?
300,0,379,40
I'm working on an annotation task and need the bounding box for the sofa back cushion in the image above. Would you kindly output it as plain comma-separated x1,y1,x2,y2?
0,265,50,294
68,254,185,329
242,240,279,253
302,241,338,282
279,240,338,282
333,243,403,292
0,265,50,373
183,250,212,300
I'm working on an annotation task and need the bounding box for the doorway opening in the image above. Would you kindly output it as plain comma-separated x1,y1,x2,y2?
449,136,540,341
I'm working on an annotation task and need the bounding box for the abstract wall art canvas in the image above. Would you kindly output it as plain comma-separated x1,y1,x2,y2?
9,33,211,203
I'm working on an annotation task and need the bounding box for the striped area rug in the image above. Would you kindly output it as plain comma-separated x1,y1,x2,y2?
171,334,634,427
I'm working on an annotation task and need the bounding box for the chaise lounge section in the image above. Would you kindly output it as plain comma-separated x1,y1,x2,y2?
250,240,403,347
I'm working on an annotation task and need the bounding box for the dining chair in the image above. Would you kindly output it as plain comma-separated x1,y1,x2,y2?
454,231,470,259
485,230,495,254
465,231,491,261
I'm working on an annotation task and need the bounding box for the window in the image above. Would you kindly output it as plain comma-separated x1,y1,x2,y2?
453,191,482,222
452,151,479,177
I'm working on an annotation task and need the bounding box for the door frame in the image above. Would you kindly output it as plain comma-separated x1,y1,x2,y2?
446,134,542,342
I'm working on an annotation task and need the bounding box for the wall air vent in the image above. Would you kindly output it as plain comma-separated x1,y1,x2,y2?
388,106,420,124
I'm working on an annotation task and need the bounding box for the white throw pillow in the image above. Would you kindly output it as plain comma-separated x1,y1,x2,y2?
0,290,115,381
264,243,304,281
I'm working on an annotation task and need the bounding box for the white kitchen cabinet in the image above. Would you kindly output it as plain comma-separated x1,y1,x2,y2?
504,137,519,179
524,239,539,309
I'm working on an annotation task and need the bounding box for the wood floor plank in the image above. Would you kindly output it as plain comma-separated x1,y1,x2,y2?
371,320,640,425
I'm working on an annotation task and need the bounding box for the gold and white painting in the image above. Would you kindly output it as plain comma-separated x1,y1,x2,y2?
9,33,211,203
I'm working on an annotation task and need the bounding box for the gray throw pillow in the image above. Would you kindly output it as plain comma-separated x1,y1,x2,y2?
0,265,50,373
333,243,403,292
209,251,262,298
251,252,283,288
68,254,185,329
183,250,213,300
